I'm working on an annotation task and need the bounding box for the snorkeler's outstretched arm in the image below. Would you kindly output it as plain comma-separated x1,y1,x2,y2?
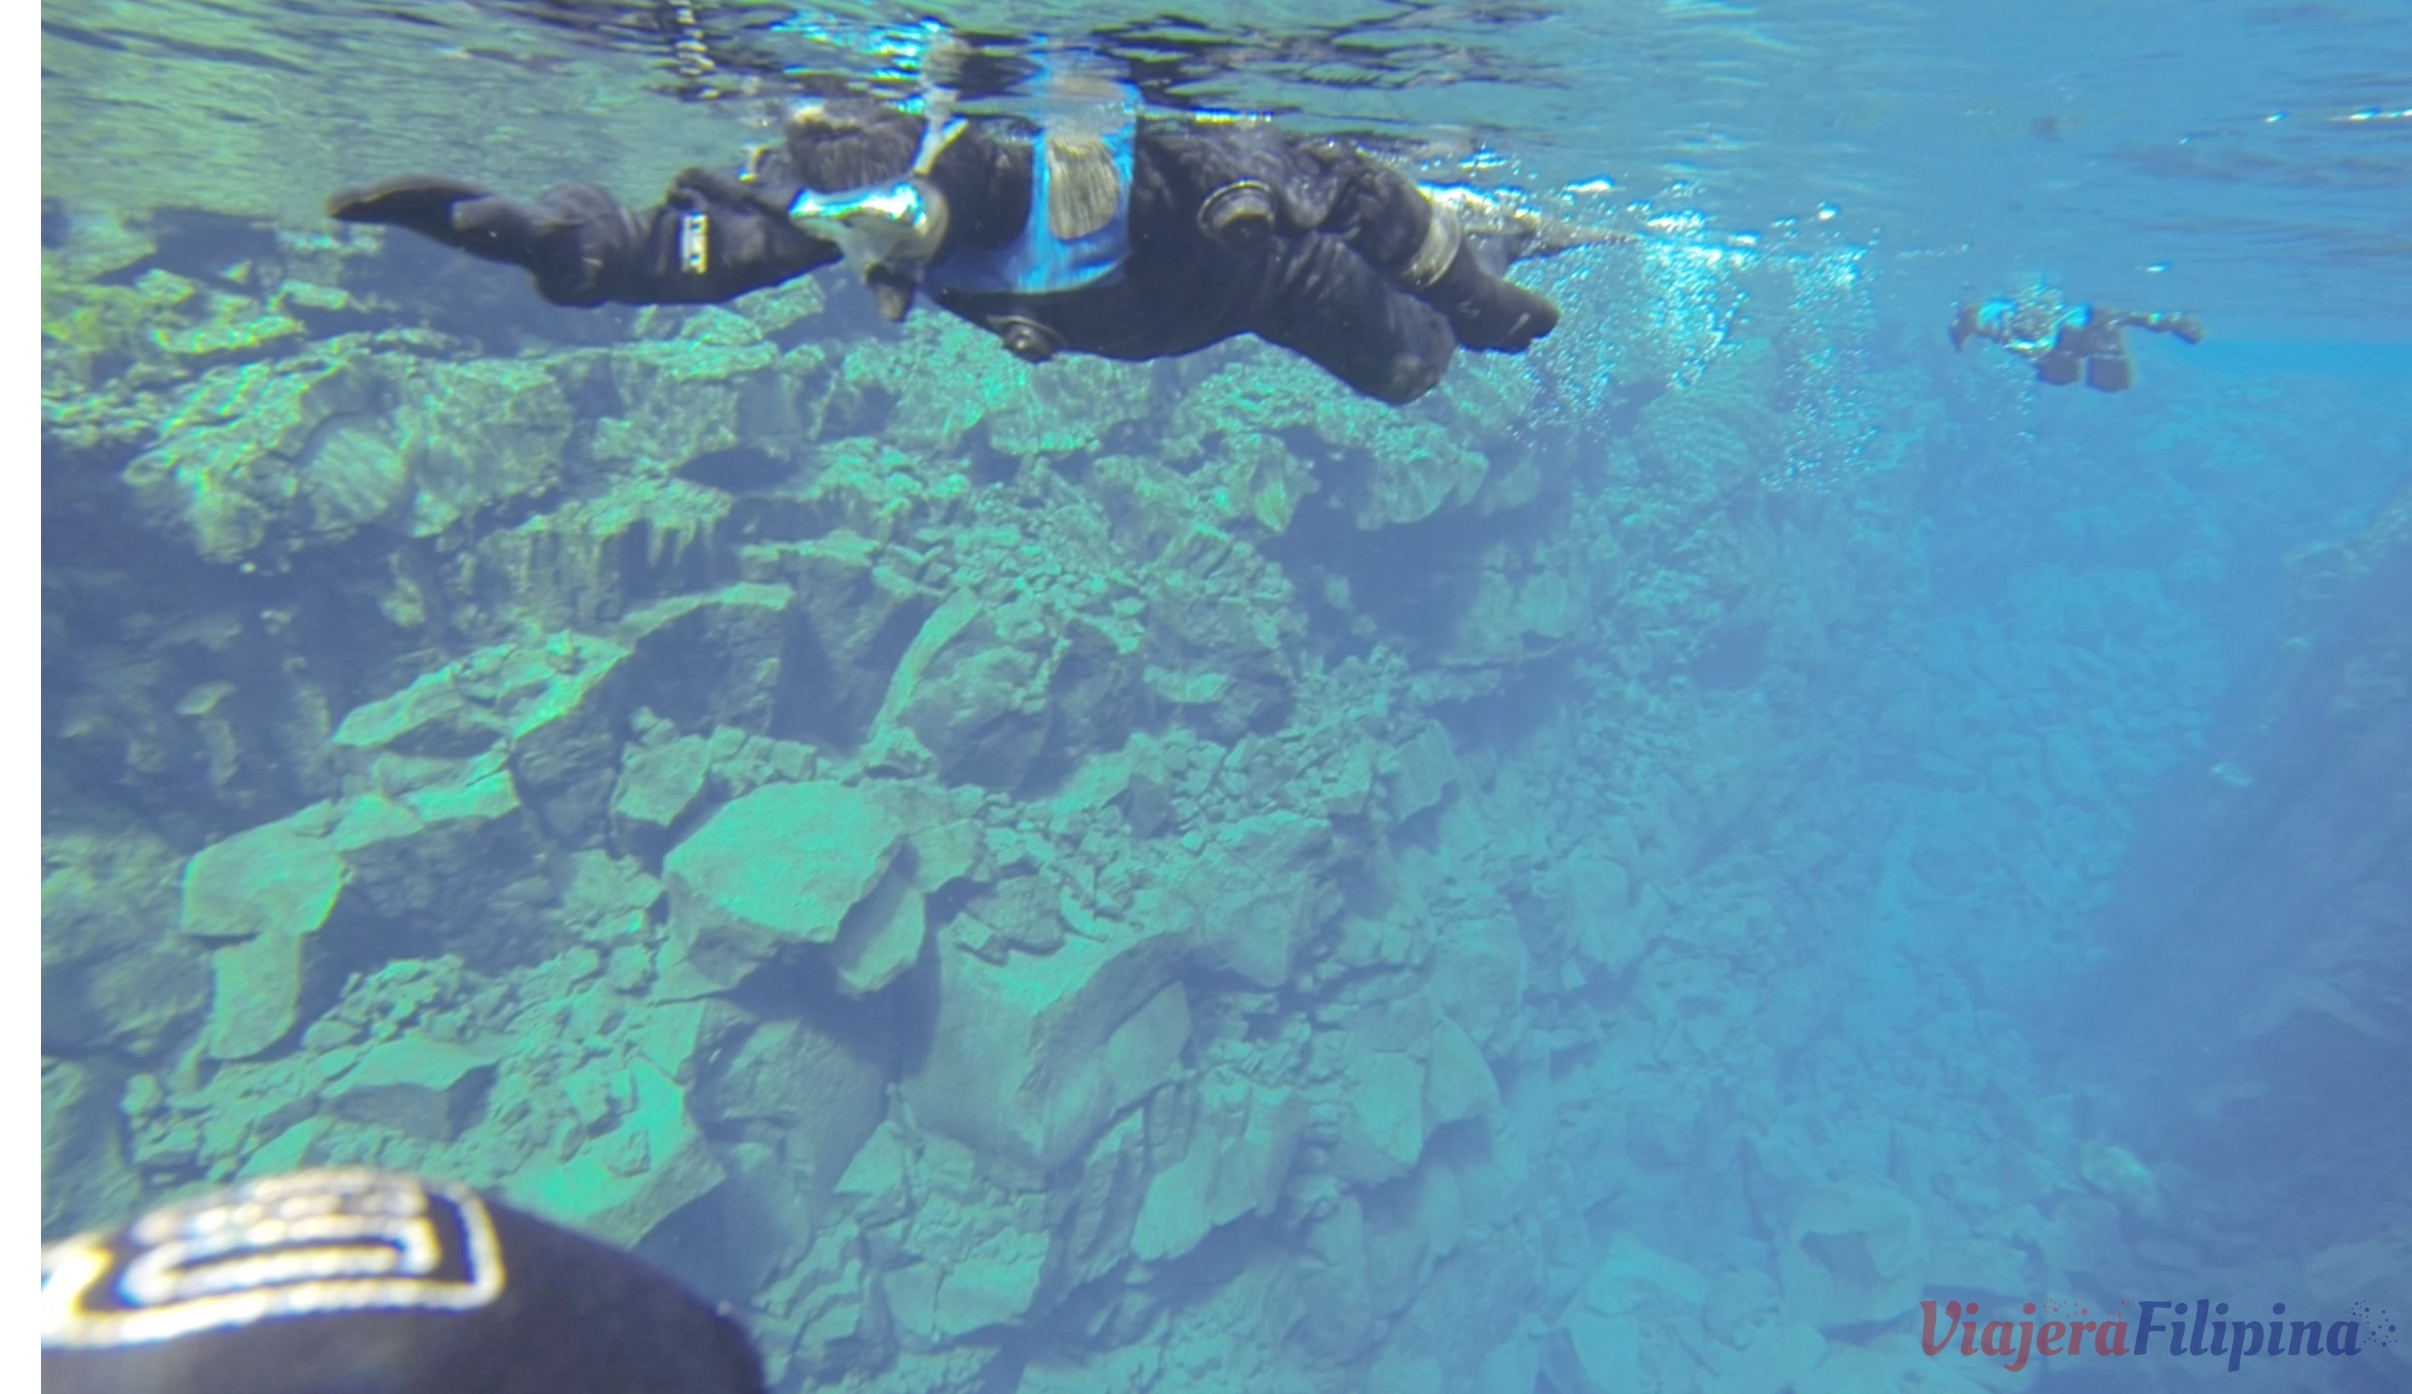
1261,139,1561,354
329,169,840,307
1256,232,1462,404
2096,308,2206,343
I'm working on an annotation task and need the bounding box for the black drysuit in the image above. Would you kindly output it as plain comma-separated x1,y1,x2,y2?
330,106,1559,404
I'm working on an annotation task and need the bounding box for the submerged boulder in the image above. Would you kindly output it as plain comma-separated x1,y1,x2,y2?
904,928,1193,1170
43,832,211,1059
203,927,310,1060
325,1036,503,1140
173,803,348,1060
178,813,345,943
502,1059,724,1249
41,1059,140,1239
609,733,712,850
1779,1182,1928,1329
661,780,904,990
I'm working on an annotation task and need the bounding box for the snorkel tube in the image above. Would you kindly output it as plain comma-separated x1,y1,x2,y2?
788,175,950,319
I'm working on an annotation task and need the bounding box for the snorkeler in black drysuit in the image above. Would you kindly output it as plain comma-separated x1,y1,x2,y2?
330,94,1599,404
42,1168,766,1394
1949,285,2204,393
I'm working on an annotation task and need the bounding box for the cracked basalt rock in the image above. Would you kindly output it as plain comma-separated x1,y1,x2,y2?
660,780,906,992
124,346,579,566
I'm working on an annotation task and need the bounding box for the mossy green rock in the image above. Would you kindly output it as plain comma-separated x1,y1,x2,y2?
204,926,306,1060
1778,1183,1927,1329
904,931,1193,1170
326,1037,503,1140
1335,409,1491,529
123,352,382,562
697,1016,888,1197
663,781,904,989
43,833,211,1057
749,534,940,746
177,811,348,1060
1157,811,1327,988
332,634,629,763
840,313,1145,459
893,603,1053,791
590,308,769,469
1132,1081,1307,1262
331,769,541,951
178,813,345,942
1387,720,1460,824
619,583,795,734
1197,430,1317,535
1329,1047,1425,1184
1422,1016,1502,1125
40,1059,140,1239
884,1205,1054,1343
610,734,712,837
122,348,578,563
827,869,926,997
504,1059,725,1249
397,357,577,537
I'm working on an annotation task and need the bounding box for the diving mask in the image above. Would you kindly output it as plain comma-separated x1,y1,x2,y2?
789,177,950,281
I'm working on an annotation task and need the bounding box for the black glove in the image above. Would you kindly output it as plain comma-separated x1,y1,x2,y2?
331,171,840,308
1421,249,1559,353
1948,303,1982,351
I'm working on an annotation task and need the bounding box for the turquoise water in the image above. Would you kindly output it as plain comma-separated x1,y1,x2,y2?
40,3,2411,1392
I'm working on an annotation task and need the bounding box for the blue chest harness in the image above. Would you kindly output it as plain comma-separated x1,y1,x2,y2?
920,122,1136,297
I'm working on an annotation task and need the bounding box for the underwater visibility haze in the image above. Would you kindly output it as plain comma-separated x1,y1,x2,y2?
39,2,2412,1392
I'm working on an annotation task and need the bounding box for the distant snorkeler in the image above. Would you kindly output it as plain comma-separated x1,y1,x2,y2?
328,80,1617,404
1949,284,2204,392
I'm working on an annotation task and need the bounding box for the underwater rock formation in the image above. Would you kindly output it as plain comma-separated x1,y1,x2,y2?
2076,476,2412,1385
46,192,2333,1394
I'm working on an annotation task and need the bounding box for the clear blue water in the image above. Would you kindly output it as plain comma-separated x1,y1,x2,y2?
40,2,2412,1391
